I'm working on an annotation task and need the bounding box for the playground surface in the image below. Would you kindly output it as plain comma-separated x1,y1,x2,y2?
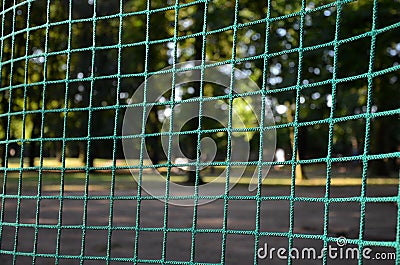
0,184,397,265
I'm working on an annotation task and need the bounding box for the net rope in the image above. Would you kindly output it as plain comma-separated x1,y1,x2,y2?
0,0,399,264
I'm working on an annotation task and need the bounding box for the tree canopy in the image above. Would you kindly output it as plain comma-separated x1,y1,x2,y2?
0,0,399,176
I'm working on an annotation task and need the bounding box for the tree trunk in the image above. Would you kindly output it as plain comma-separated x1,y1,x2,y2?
285,102,306,181
79,141,94,168
0,145,5,167
146,109,161,165
0,58,10,167
370,118,392,176
0,98,8,167
28,143,35,168
28,139,36,168
369,74,399,177
56,141,63,163
186,6,205,185
28,115,41,168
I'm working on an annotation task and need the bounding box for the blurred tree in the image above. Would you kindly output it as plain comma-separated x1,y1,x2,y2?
0,0,398,177
1,0,68,166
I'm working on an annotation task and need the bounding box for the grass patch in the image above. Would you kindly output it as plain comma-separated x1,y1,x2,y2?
0,158,396,192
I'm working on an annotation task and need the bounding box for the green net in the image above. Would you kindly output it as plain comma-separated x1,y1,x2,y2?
1,0,400,264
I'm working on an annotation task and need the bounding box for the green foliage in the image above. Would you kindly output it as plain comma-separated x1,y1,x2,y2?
0,0,399,173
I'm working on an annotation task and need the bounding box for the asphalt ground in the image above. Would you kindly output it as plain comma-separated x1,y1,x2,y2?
0,184,398,265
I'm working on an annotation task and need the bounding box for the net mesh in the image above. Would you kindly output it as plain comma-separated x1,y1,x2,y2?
0,0,400,264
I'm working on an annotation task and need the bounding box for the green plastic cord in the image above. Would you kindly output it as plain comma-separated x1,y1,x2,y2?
0,0,399,264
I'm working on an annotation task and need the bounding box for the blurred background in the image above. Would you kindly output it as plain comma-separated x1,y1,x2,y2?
0,0,399,179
